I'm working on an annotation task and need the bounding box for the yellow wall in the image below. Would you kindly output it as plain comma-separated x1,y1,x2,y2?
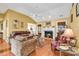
38,17,68,26
6,9,36,31
2,9,36,42
37,17,68,32
0,14,4,20
67,4,79,47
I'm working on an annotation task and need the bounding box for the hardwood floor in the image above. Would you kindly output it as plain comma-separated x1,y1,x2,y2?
30,38,73,56
30,43,53,56
0,38,73,56
30,38,57,56
0,39,14,56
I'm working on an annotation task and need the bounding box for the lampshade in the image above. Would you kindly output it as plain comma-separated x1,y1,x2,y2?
62,28,74,37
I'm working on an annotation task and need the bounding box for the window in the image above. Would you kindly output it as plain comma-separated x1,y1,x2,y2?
58,22,66,32
76,3,79,16
0,23,3,30
21,22,24,28
71,14,73,23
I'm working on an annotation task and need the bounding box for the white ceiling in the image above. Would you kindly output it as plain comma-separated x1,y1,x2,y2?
0,3,72,22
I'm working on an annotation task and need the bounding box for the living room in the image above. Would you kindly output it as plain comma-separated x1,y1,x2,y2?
0,3,79,56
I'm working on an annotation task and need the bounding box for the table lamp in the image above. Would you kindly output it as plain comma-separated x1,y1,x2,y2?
62,28,74,45
63,28,74,37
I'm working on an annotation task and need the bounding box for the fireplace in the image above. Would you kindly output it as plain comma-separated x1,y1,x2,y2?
44,31,53,38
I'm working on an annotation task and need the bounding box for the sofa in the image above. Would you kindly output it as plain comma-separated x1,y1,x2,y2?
10,31,36,56
21,38,36,56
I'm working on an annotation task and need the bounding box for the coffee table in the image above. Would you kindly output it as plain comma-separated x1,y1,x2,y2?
57,45,79,56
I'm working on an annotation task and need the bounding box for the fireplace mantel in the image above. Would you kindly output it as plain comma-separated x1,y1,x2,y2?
42,28,56,40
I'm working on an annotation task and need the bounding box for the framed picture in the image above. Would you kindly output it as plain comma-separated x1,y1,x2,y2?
70,39,77,47
76,3,79,16
46,22,51,26
21,22,24,28
13,20,19,29
1,23,3,30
